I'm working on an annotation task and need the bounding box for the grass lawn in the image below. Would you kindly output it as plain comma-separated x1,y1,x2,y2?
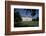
14,21,39,27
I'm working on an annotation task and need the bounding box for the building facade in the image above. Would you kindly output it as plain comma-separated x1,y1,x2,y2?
21,17,32,21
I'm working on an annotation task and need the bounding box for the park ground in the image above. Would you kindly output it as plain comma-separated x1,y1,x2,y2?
14,21,39,27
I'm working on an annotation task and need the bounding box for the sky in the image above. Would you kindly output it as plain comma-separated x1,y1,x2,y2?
14,8,39,19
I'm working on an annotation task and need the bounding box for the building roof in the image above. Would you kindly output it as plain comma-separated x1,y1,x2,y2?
21,16,32,18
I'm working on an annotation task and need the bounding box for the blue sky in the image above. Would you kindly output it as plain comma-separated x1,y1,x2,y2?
14,8,39,19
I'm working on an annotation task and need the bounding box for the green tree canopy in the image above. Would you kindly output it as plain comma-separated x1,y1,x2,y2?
14,11,22,22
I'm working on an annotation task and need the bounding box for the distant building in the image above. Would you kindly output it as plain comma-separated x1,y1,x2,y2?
21,16,32,21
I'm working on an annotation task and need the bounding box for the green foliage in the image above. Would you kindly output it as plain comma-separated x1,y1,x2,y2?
36,17,39,21
14,11,22,22
31,9,36,16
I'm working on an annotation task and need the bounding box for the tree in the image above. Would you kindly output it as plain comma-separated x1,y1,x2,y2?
14,11,22,22
31,9,36,16
36,17,39,21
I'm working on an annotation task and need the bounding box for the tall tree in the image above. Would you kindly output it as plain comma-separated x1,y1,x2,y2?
14,11,22,22
31,9,36,16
